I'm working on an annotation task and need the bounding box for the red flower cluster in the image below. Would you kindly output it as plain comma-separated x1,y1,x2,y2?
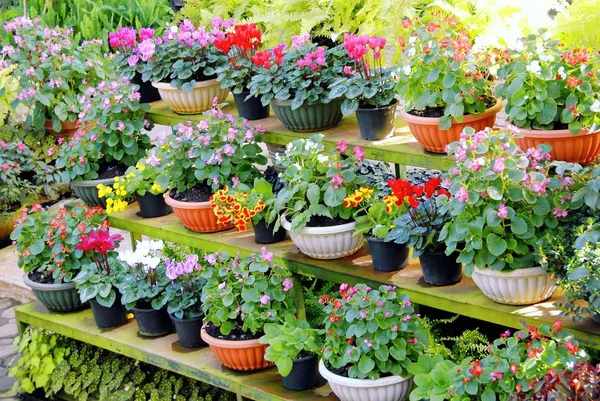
561,48,590,65
214,23,262,55
387,176,449,208
251,46,284,69
76,229,122,255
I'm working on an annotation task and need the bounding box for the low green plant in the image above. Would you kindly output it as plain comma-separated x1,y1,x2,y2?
260,316,323,376
0,125,58,163
553,0,600,51
0,63,22,126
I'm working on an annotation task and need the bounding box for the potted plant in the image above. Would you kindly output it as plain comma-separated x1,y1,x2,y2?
396,13,501,153
329,34,397,140
116,239,171,337
200,248,296,371
495,33,600,164
320,284,427,401
210,168,286,244
214,22,270,120
440,126,584,305
162,252,207,348
384,176,462,285
154,105,267,233
55,78,153,207
108,27,162,103
139,19,230,114
72,228,129,328
408,321,591,401
535,361,600,400
259,316,323,391
97,151,171,218
10,203,108,312
4,17,105,137
248,34,349,132
271,136,368,259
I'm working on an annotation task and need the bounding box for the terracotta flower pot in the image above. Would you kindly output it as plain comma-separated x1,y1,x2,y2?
152,80,229,114
511,125,600,165
400,100,502,153
44,119,79,139
200,328,272,372
164,193,232,233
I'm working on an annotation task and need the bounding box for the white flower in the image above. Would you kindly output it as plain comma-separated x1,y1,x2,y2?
558,66,566,78
580,64,588,74
591,100,600,113
148,239,164,251
118,249,137,266
317,154,329,163
408,36,416,44
510,40,524,52
526,60,542,75
293,163,302,171
141,255,161,270
135,240,151,256
402,64,412,76
407,47,416,57
537,44,554,62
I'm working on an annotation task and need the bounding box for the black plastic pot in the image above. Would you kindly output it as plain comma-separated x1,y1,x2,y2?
132,73,161,103
171,315,206,348
282,354,319,391
138,192,172,218
90,295,128,328
356,100,398,141
367,237,410,272
252,219,286,244
419,250,462,286
233,91,270,120
132,306,172,337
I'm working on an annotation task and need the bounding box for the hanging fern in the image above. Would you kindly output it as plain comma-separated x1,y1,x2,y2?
553,0,600,50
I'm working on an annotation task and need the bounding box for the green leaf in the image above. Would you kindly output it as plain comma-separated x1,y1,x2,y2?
29,239,45,256
487,233,507,257
358,356,375,375
329,83,348,99
532,197,551,215
443,73,456,88
481,388,495,401
307,183,320,206
277,358,293,377
341,98,359,115
425,68,441,83
510,216,527,235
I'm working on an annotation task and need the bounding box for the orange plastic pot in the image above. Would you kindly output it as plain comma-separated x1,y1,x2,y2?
200,329,272,372
164,193,232,233
400,100,502,153
512,125,600,165
44,119,79,139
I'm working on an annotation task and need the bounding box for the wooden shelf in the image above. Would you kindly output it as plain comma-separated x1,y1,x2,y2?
146,99,455,171
108,204,600,351
15,302,336,401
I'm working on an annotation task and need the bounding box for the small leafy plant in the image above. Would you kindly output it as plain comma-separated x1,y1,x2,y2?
259,316,323,377
321,283,427,379
344,186,400,239
201,247,296,336
162,252,206,319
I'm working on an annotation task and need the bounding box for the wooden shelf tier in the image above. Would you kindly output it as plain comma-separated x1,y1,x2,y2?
108,204,600,351
146,99,455,171
15,302,336,401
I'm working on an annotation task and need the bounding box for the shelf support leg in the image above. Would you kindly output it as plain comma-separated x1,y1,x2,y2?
291,274,306,320
394,163,407,179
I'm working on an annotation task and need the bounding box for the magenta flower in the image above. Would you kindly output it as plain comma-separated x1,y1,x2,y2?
455,186,469,202
205,254,217,265
282,278,293,292
336,140,348,153
330,174,344,189
260,294,270,305
260,246,273,263
391,325,398,332
497,204,508,219
353,146,365,162
343,66,354,75
553,208,568,218
492,158,506,173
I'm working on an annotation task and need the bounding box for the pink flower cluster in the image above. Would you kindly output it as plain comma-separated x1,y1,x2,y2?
159,18,227,48
297,47,325,71
343,34,387,61
165,254,201,280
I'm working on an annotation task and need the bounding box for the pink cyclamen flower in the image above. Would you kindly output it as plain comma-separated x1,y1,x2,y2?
330,174,344,190
218,282,226,289
455,187,469,202
343,66,354,75
497,204,508,219
17,143,26,151
260,294,270,305
232,177,240,188
336,140,348,153
353,146,365,162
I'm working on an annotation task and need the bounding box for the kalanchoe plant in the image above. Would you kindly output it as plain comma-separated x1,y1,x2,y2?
3,17,106,131
154,105,267,197
384,177,452,257
200,247,296,337
161,253,205,319
495,32,600,133
116,239,170,310
259,316,323,377
72,228,124,307
138,18,230,92
329,34,396,114
248,34,350,109
108,27,157,80
408,321,590,401
321,283,427,380
396,13,495,129
10,203,108,283
271,136,368,232
440,127,584,274
343,186,399,239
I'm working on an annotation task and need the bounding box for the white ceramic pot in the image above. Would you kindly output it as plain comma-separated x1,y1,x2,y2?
281,216,363,260
471,266,557,305
319,360,413,401
152,79,229,114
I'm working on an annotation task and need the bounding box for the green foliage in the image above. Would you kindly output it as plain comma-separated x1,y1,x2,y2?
0,125,58,163
554,0,600,50
0,63,22,127
303,278,336,330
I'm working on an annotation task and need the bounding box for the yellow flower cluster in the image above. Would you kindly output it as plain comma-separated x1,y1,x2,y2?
150,182,162,193
105,198,128,214
97,184,113,198
112,182,128,197
383,194,401,213
343,187,374,208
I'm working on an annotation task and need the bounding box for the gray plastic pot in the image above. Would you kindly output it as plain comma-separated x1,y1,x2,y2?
24,274,87,312
271,98,343,132
71,177,122,208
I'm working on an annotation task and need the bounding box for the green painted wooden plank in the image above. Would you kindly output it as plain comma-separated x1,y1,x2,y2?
146,100,455,171
15,302,336,401
108,205,600,350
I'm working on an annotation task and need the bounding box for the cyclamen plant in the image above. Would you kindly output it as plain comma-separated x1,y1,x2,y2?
321,284,427,379
109,27,157,80
270,135,368,232
329,34,397,114
408,321,590,401
396,13,495,129
495,32,600,133
154,104,267,195
200,248,296,336
162,253,205,319
440,127,584,274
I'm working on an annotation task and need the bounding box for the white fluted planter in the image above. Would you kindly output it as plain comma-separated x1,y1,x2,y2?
281,216,363,260
319,360,413,401
471,266,556,305
152,80,229,114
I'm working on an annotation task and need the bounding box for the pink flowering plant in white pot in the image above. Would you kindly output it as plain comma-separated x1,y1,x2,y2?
108,27,158,80
200,247,296,337
440,126,586,275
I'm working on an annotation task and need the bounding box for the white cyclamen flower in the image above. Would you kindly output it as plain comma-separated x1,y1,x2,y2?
118,249,139,267
141,255,161,270
526,60,542,75
148,239,164,251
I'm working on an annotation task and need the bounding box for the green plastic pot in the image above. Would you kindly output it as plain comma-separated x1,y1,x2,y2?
271,98,343,132
24,274,87,312
70,176,122,207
